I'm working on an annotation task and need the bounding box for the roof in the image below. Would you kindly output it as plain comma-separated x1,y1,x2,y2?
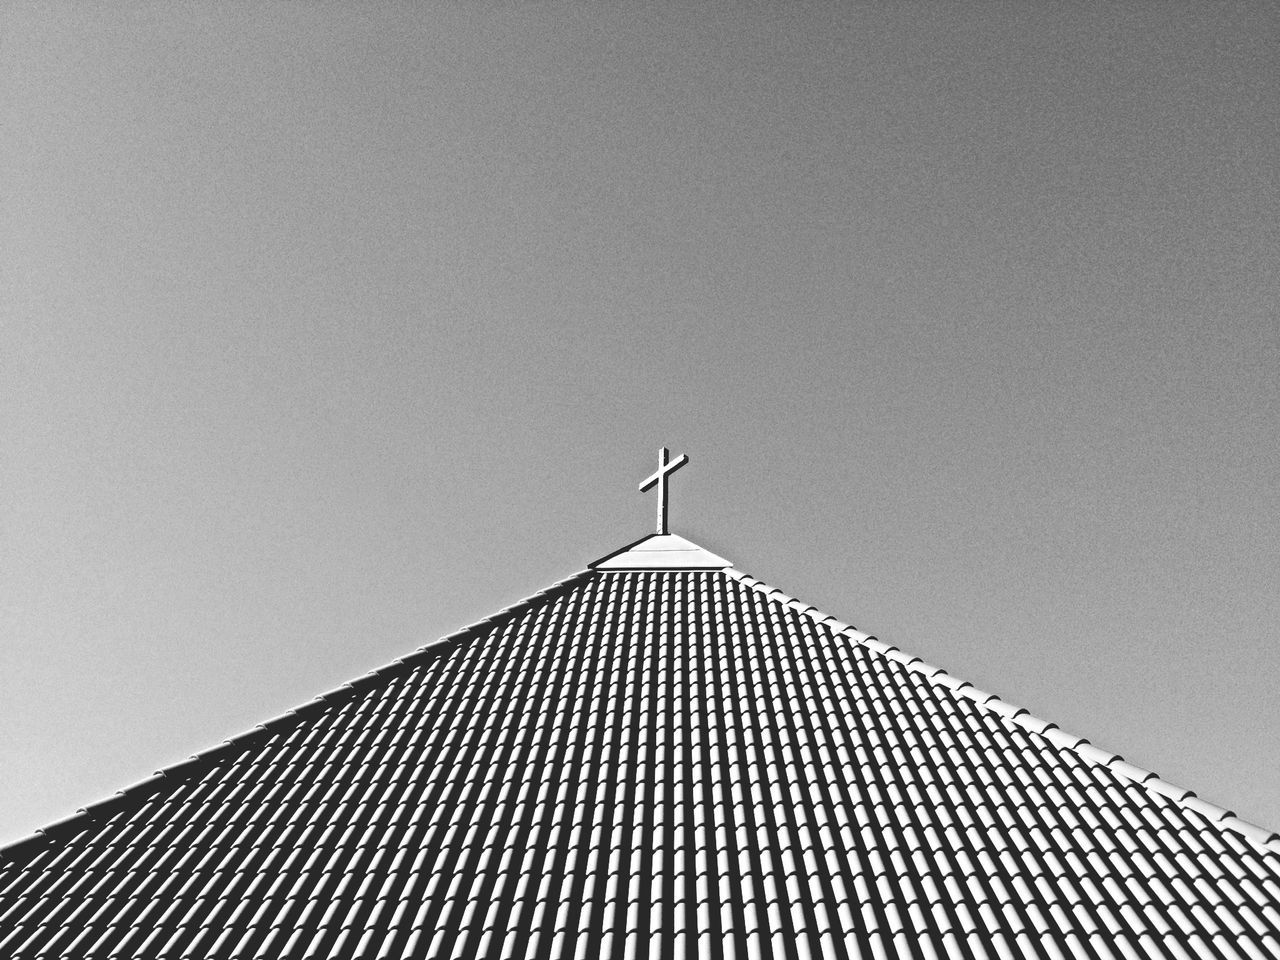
2,536,1279,959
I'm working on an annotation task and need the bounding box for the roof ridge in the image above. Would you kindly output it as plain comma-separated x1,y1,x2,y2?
589,532,732,570
724,567,1280,859
0,567,595,865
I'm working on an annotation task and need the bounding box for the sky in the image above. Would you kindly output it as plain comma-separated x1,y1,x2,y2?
2,2,1278,844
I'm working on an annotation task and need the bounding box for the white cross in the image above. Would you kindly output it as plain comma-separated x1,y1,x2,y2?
639,447,689,535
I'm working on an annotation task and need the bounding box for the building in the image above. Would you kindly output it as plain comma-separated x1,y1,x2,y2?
2,452,1278,958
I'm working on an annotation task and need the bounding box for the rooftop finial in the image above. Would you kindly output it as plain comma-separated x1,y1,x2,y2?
639,447,688,535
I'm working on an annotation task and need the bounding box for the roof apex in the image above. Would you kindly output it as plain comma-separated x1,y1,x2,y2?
589,533,732,570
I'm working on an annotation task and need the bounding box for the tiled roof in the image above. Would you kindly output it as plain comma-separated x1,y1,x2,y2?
3,541,1280,959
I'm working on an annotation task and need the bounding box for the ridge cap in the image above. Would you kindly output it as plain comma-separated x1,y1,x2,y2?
724,568,1280,858
590,532,732,570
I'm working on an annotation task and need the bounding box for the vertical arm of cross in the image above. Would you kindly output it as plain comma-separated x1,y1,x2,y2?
638,447,689,535
657,460,669,535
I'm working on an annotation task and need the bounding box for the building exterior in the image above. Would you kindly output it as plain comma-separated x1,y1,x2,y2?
2,460,1279,957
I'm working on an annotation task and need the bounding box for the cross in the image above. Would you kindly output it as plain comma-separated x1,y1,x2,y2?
639,447,689,535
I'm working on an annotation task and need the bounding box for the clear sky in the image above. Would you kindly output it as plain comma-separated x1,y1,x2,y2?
3,2,1278,844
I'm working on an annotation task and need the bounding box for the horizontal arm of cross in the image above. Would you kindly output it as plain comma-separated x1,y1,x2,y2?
639,453,688,491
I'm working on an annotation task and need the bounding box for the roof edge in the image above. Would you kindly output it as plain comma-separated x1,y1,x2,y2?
0,567,596,865
724,568,1280,859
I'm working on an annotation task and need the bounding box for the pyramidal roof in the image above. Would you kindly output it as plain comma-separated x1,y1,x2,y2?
3,533,1280,959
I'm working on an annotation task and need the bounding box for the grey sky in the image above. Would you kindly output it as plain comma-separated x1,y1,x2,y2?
3,2,1278,843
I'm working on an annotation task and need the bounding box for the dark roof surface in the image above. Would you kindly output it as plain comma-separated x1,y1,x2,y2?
2,545,1279,959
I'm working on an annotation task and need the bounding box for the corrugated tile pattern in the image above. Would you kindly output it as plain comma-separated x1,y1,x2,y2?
2,569,1279,959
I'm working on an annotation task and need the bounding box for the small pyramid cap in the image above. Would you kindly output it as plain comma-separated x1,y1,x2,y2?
590,533,733,570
